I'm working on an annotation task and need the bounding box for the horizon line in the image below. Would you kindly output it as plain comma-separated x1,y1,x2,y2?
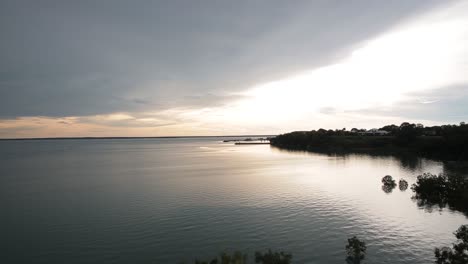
0,135,277,141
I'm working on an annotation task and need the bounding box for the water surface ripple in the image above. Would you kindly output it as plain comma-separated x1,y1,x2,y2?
0,138,466,263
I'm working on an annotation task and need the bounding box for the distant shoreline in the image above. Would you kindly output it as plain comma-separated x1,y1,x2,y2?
234,142,270,145
269,122,468,161
0,135,276,141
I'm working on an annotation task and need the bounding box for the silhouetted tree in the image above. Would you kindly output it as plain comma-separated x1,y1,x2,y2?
396,122,419,144
187,250,292,264
382,184,396,193
255,249,292,264
194,259,218,264
380,124,399,135
434,225,468,263
411,173,449,204
220,252,247,264
191,251,247,264
399,179,408,191
411,173,468,216
382,175,396,186
346,236,366,263
381,175,397,193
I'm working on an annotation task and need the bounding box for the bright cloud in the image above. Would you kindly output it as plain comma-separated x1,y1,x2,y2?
184,1,468,131
2,1,468,138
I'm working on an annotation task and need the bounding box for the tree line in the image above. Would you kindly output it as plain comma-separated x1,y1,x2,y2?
269,122,468,160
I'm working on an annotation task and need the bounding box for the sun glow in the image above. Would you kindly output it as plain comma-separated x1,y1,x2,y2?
201,2,468,128
3,2,468,138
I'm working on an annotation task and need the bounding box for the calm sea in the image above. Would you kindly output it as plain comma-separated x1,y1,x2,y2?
0,138,466,263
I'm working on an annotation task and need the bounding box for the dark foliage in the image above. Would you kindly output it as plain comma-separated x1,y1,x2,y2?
382,175,396,186
399,179,408,191
346,236,367,263
190,251,247,264
186,250,291,264
411,173,468,216
192,251,247,264
255,250,292,264
381,175,397,193
434,225,468,264
269,122,468,161
381,184,396,193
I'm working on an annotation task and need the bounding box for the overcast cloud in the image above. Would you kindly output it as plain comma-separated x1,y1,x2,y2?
0,0,465,137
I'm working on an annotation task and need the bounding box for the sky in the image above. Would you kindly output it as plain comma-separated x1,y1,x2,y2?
1,0,468,138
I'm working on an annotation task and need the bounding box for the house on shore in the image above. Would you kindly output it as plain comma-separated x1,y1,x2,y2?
356,128,390,136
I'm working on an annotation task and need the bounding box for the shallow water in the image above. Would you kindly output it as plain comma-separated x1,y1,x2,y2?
0,138,466,263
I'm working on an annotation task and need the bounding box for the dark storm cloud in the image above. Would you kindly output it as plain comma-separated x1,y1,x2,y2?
0,0,451,117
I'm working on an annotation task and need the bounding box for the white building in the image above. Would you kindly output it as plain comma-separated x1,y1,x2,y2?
358,129,390,136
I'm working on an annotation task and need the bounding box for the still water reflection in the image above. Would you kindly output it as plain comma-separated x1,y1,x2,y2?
0,138,466,263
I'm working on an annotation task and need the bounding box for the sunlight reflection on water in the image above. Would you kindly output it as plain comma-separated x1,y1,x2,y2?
0,138,466,263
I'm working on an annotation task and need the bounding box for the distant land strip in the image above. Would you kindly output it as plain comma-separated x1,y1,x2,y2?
270,122,468,161
0,135,276,141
